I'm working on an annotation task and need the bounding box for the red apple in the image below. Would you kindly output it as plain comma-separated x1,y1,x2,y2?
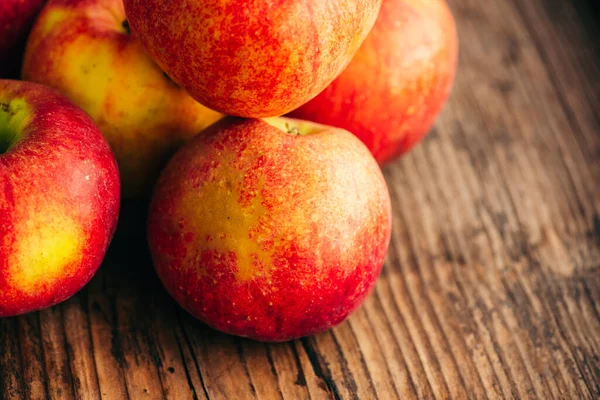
148,117,392,341
0,80,120,317
123,0,382,117
0,0,46,78
289,0,458,165
22,0,223,197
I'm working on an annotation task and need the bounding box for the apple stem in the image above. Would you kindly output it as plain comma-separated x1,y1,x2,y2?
0,103,17,154
285,123,301,136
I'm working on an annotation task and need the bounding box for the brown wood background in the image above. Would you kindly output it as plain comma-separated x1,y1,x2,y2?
1,0,600,398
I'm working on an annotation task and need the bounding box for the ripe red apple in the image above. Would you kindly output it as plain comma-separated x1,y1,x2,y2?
289,0,458,165
0,80,120,317
22,0,223,197
0,0,46,78
148,117,392,341
123,0,382,117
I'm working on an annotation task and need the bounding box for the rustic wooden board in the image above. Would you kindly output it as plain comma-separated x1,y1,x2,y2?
1,0,599,398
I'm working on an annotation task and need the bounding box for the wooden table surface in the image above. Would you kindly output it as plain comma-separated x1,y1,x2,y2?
2,0,600,399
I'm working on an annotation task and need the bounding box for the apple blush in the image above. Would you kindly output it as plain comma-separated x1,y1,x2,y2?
148,117,392,342
0,80,120,317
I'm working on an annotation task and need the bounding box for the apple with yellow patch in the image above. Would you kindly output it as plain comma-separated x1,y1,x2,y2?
22,0,223,197
0,80,120,317
290,0,458,164
148,117,392,341
123,0,383,117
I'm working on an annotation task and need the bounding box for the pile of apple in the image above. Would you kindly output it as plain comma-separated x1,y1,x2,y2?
0,0,457,341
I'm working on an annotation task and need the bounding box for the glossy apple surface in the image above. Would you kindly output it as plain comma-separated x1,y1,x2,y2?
0,80,120,317
147,117,392,341
123,0,382,117
290,0,458,164
0,0,46,78
22,0,223,197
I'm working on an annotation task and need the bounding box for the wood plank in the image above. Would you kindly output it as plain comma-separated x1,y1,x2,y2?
86,269,130,400
61,296,102,400
100,202,168,399
18,313,48,399
38,307,75,399
430,0,599,397
0,318,25,399
149,298,202,400
238,341,284,400
264,341,326,399
180,315,258,400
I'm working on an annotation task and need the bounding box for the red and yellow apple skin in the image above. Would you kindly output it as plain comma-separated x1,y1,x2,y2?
289,0,458,165
0,80,120,317
0,0,46,78
148,117,392,342
123,0,383,118
22,0,223,197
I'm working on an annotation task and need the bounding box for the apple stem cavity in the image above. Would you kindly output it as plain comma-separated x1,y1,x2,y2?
122,20,131,35
263,118,314,136
0,100,30,154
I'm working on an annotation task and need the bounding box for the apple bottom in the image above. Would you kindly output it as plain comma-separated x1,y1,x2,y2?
157,242,385,342
0,172,113,318
0,175,113,317
0,258,99,317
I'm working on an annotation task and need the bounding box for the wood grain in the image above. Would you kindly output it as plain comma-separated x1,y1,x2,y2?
1,0,599,398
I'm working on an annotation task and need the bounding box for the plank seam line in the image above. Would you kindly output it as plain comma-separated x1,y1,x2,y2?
410,150,492,399
171,320,200,400
359,298,403,399
299,337,342,400
59,306,79,399
264,345,285,400
176,309,211,400
83,295,103,399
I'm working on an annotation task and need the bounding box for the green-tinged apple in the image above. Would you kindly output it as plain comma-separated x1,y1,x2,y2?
147,117,392,341
0,0,46,78
22,0,223,197
0,80,120,317
289,0,458,164
123,0,383,117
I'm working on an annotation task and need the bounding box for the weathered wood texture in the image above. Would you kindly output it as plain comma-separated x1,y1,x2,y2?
1,0,599,398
